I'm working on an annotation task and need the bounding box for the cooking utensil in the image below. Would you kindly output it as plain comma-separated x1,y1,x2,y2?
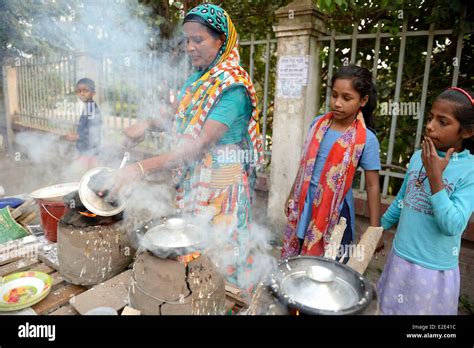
79,167,126,217
270,256,374,315
119,152,129,169
135,217,205,258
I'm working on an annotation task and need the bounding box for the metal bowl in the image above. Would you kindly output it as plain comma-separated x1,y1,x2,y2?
270,256,374,315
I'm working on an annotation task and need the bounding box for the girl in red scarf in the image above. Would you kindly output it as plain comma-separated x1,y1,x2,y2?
283,65,381,259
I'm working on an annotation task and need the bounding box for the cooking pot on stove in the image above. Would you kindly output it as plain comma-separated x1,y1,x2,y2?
270,256,374,315
134,217,206,258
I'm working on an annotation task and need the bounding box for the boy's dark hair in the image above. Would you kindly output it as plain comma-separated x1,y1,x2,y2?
331,65,377,130
76,78,95,92
436,88,474,154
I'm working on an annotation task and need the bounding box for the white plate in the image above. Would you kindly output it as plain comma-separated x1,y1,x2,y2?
0,277,45,305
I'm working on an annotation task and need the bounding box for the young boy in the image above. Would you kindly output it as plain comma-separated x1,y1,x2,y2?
66,78,101,171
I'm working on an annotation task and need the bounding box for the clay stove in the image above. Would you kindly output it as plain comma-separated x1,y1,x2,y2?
129,250,226,315
57,192,135,286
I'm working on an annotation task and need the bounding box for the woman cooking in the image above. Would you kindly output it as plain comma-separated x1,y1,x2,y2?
101,4,263,291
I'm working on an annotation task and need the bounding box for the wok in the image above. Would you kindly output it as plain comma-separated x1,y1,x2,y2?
270,256,374,315
134,217,205,258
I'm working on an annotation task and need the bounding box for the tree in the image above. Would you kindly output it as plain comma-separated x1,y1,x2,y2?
0,0,76,61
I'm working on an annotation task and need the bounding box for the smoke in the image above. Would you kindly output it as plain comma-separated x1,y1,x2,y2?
10,0,279,294
12,0,186,181
180,208,278,292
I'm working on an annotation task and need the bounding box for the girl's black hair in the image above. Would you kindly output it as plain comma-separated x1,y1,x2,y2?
436,88,474,154
331,65,377,131
183,14,223,40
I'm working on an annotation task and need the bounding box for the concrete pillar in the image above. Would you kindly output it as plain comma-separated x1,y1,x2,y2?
267,0,327,238
1,59,20,153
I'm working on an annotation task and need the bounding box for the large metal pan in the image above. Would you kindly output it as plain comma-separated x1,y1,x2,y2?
270,256,374,315
134,217,205,258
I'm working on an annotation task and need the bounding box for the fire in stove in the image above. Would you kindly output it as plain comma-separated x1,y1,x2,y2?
78,211,97,218
177,252,201,266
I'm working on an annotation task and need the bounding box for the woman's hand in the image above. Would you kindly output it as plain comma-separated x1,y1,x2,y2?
422,136,454,194
122,121,149,148
63,133,78,142
99,164,144,203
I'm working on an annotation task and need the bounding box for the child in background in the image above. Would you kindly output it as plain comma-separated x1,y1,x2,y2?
66,78,101,171
377,87,474,315
282,65,381,259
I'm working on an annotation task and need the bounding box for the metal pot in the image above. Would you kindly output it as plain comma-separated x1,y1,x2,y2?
134,217,205,258
270,256,374,315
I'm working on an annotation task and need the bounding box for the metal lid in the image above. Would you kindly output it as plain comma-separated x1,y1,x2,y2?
270,256,373,315
78,167,126,217
280,269,358,311
30,183,79,202
142,218,203,249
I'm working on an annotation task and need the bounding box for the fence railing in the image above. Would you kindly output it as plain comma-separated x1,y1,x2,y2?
16,56,77,133
241,33,277,157
315,18,471,196
4,14,471,197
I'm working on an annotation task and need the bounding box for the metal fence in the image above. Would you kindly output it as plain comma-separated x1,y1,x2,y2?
15,56,77,133
240,33,278,158
12,51,189,151
315,18,471,196
96,51,188,146
5,13,472,197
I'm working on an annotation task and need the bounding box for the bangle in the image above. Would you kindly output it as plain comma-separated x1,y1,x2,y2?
136,162,146,178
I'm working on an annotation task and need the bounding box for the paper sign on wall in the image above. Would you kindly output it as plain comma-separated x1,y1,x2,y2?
277,55,309,99
278,55,309,84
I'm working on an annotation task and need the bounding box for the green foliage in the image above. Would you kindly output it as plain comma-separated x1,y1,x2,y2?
459,294,473,314
314,0,472,194
0,0,77,59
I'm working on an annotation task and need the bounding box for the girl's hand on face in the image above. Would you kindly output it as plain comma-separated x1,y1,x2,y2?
421,136,454,180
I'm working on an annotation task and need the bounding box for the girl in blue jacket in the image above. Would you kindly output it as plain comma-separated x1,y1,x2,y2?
378,87,474,315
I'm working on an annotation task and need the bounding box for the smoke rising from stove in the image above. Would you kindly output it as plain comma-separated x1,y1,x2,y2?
11,0,279,294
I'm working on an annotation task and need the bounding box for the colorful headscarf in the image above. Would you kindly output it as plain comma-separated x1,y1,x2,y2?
174,4,264,214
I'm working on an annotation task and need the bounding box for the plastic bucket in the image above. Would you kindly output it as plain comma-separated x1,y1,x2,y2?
36,199,67,242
